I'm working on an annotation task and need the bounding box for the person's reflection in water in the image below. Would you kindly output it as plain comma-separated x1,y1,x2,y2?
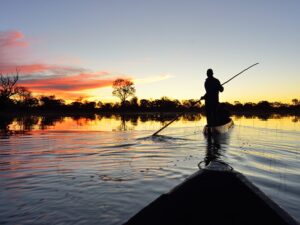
204,133,229,166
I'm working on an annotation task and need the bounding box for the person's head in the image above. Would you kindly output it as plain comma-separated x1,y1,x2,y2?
207,69,213,78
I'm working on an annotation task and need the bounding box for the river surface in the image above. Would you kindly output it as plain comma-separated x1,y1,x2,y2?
0,114,299,224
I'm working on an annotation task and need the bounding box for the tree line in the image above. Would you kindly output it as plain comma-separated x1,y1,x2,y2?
0,72,299,114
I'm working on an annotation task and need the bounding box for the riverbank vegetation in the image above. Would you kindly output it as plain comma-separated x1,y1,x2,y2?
1,72,299,115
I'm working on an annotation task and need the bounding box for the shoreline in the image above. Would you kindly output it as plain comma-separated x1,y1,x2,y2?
0,110,299,117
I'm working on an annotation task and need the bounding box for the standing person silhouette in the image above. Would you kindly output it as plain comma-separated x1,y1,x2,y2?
201,69,224,126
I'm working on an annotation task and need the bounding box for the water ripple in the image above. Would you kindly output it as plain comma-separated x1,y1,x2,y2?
0,117,299,224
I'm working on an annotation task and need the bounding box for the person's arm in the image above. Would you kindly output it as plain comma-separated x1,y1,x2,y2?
218,80,224,92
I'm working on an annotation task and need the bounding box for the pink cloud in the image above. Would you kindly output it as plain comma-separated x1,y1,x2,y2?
0,30,133,100
0,63,88,75
0,30,29,68
0,30,28,48
0,63,52,74
0,31,85,76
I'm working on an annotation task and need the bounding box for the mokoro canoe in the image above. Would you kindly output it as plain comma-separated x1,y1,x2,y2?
203,118,234,135
124,161,298,225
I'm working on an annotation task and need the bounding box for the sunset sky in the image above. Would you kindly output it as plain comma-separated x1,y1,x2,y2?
0,0,299,103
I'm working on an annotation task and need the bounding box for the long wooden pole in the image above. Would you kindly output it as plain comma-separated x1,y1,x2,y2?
152,100,201,136
221,63,259,86
152,63,259,136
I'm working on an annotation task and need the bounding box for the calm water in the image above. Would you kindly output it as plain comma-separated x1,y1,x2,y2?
0,114,299,224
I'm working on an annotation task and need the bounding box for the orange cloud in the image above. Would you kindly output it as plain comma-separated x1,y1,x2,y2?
20,72,115,91
41,91,91,101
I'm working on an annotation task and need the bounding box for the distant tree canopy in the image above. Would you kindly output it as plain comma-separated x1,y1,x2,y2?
39,95,65,109
292,98,299,106
0,70,299,115
112,79,136,105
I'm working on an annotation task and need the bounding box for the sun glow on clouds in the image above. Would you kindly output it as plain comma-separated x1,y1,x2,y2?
0,30,173,101
19,72,118,101
0,31,118,100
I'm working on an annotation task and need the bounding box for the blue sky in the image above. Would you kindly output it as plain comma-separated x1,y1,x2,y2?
1,0,299,102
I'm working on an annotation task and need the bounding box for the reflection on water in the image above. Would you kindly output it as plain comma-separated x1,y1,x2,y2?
203,133,229,166
0,113,299,224
1,113,299,136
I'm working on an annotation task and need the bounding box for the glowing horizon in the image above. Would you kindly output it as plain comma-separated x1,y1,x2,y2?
1,1,299,104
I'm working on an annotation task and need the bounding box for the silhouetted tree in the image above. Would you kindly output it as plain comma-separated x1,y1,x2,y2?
292,99,299,106
243,102,255,110
182,99,200,110
82,101,96,110
15,87,38,108
0,70,39,110
70,100,82,110
256,101,272,110
97,101,103,109
0,71,20,108
234,101,243,111
0,71,19,100
15,86,30,101
39,95,65,110
122,100,131,108
140,99,151,110
22,96,39,108
113,102,121,110
102,102,113,110
130,97,139,110
112,79,136,106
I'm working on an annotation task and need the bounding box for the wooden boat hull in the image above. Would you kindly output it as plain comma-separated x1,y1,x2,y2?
124,162,298,225
203,118,234,135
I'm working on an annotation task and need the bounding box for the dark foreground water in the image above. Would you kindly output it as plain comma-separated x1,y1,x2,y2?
0,114,299,224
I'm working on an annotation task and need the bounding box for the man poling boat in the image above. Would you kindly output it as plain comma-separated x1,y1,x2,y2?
152,63,259,136
200,68,234,135
200,69,233,135
200,68,224,127
125,63,299,224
